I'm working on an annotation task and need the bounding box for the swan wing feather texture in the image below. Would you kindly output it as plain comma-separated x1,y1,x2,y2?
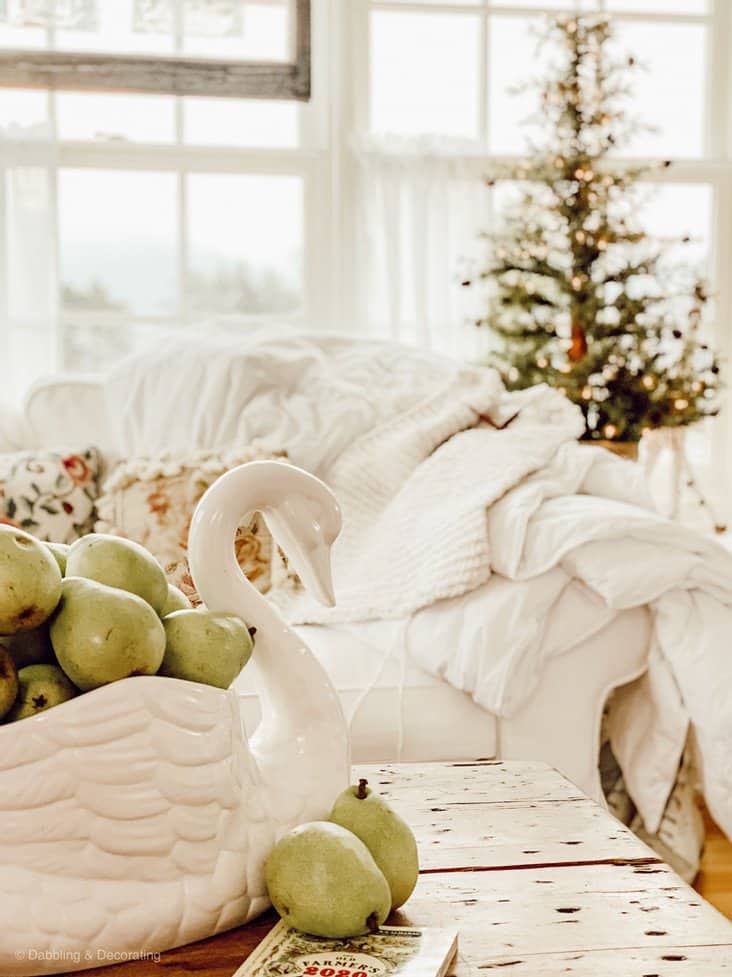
0,675,273,975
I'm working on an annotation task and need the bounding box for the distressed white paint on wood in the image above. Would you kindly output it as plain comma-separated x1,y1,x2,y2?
395,863,732,963
402,796,656,871
360,761,732,976
476,945,732,976
357,760,586,805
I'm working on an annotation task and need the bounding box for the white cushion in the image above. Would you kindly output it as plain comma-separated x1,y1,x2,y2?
23,375,109,452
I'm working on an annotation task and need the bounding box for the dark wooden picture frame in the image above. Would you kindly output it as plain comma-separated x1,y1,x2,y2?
0,0,311,100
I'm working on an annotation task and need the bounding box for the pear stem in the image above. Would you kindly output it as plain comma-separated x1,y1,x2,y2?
357,778,369,800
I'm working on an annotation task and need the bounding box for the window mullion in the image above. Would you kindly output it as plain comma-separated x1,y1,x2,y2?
480,2,489,146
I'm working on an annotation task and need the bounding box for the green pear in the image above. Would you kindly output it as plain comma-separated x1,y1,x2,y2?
265,821,391,938
160,583,192,616
5,664,76,722
0,526,62,633
329,779,419,910
0,645,19,720
1,623,55,669
159,609,253,688
45,542,70,576
50,577,165,691
66,534,168,614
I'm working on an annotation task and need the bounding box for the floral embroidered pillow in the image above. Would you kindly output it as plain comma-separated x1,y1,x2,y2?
95,446,297,604
0,448,102,543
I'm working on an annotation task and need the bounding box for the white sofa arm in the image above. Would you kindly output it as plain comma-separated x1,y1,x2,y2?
499,605,651,804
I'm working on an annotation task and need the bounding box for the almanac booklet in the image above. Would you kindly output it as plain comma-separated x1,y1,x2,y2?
232,921,458,977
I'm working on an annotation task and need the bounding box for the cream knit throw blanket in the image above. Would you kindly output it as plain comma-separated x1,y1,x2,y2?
273,371,585,624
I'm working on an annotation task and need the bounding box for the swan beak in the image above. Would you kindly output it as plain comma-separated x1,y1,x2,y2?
300,540,336,607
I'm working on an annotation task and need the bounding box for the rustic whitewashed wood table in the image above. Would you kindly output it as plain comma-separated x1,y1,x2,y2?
76,760,732,977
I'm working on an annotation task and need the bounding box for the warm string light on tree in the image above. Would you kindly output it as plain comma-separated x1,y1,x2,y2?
464,15,721,442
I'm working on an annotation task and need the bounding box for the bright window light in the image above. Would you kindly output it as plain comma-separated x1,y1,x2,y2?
370,9,481,139
187,173,304,315
58,169,178,317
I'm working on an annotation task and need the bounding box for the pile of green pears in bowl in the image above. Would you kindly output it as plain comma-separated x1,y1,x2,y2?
0,525,254,724
266,778,420,938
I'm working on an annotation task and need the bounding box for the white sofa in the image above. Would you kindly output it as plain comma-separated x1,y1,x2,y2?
4,333,653,803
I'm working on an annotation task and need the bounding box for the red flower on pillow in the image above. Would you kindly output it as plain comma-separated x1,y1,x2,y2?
62,455,91,486
147,489,171,517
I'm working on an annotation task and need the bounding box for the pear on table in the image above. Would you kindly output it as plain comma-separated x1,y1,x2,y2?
265,821,391,939
50,577,165,691
6,664,76,721
0,526,62,633
330,778,419,910
265,780,421,938
66,534,169,614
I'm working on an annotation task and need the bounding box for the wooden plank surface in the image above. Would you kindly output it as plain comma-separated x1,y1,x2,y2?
475,946,732,975
408,797,655,871
367,760,587,804
395,862,732,962
65,761,732,977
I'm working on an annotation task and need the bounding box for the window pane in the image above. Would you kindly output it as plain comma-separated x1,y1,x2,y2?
503,1,598,8
612,22,706,158
56,92,176,142
489,15,552,154
183,97,298,147
59,170,178,317
182,1,291,61
381,0,480,5
7,1,296,59
187,173,303,315
370,10,481,139
606,1,708,12
638,183,712,271
0,88,50,137
54,0,173,53
0,0,48,48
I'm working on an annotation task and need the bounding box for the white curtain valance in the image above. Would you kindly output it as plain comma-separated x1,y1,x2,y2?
353,137,496,363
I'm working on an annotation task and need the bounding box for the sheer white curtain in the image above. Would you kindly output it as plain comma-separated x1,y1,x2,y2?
353,139,495,363
0,121,59,406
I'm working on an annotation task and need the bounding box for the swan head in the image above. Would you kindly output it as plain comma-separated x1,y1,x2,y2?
262,464,342,608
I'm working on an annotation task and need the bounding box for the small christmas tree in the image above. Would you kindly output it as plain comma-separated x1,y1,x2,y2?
468,16,721,443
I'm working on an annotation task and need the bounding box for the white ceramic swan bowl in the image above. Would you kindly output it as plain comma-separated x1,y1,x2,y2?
0,461,350,976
